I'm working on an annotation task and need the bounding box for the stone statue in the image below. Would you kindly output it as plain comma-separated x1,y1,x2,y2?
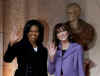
65,3,96,76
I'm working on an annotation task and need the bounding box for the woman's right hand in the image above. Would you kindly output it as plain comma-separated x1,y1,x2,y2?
47,42,57,62
9,27,23,46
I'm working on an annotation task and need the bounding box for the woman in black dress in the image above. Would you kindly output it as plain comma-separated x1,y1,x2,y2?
3,19,48,76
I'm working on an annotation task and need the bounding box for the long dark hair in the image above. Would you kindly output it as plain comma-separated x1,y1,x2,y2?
53,23,72,47
22,19,44,45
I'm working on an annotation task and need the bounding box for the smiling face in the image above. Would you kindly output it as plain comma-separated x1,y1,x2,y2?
27,25,39,44
56,27,69,41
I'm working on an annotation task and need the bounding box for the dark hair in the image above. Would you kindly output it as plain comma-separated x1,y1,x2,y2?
53,23,72,46
23,19,44,45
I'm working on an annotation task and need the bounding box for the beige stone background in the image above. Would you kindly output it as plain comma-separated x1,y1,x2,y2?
0,0,100,76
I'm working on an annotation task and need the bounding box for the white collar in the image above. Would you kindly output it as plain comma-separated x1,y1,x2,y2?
33,47,38,52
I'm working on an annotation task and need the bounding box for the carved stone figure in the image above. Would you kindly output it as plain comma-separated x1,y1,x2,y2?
65,3,96,76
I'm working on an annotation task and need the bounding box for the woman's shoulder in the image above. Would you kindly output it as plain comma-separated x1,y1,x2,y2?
38,44,48,50
12,40,25,48
70,43,83,55
71,42,83,50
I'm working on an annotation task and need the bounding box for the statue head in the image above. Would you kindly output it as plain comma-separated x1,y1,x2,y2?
66,3,81,22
